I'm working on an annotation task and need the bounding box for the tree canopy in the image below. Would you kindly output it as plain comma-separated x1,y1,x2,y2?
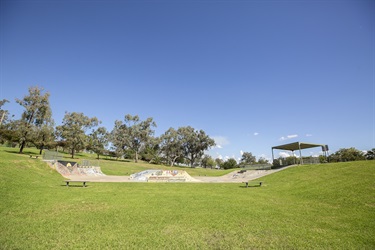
240,152,256,165
160,127,184,166
88,127,109,159
56,112,99,158
111,114,156,162
15,86,52,153
178,126,216,167
328,148,365,162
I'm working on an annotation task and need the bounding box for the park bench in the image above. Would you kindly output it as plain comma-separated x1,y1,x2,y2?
64,180,89,187
243,181,263,188
29,155,39,159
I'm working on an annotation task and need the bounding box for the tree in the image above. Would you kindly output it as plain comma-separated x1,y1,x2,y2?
16,86,52,153
88,127,109,159
0,119,20,146
329,148,365,162
110,120,127,160
240,152,256,165
0,99,9,125
0,99,10,144
257,157,269,164
56,112,99,158
365,149,375,160
215,158,224,168
201,155,216,168
32,119,55,155
222,158,238,169
160,127,184,166
110,114,156,163
178,126,216,167
141,136,162,164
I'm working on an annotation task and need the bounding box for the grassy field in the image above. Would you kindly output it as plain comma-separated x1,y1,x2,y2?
1,147,374,249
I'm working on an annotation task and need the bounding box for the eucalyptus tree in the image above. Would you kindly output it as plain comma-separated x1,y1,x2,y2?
15,86,52,153
178,126,216,167
257,157,269,164
215,158,224,168
365,149,375,160
141,136,162,164
110,120,127,159
111,114,156,163
88,126,109,159
56,112,99,158
0,99,9,125
201,154,216,168
32,119,56,155
160,127,184,166
222,158,238,169
0,99,10,143
329,148,365,162
240,152,256,166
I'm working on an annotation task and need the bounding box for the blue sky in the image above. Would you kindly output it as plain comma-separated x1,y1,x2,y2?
1,0,374,162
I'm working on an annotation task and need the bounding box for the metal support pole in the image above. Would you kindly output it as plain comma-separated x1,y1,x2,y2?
299,143,303,165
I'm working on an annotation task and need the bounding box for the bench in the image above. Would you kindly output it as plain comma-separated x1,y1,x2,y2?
243,181,263,188
64,180,89,187
29,155,39,159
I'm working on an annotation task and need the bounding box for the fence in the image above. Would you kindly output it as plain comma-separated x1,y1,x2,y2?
80,159,100,168
42,150,63,161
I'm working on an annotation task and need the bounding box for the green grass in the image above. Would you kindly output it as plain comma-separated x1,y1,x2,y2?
1,147,374,249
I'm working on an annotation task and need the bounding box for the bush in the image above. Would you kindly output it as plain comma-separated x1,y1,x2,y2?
222,158,238,169
329,148,365,162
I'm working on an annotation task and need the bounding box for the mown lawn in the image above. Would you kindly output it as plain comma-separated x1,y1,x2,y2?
1,147,374,249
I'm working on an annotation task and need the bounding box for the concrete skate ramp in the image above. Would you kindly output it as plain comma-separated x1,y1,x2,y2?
51,161,106,177
130,170,199,182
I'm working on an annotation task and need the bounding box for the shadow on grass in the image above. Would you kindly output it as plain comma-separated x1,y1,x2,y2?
5,150,41,156
60,184,91,188
101,158,131,163
239,185,262,188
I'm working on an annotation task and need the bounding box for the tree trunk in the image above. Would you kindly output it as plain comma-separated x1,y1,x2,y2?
135,151,138,163
39,147,43,155
190,156,195,167
170,156,178,167
71,148,75,159
19,141,26,153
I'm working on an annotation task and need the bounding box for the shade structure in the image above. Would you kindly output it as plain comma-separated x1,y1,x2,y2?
272,142,329,164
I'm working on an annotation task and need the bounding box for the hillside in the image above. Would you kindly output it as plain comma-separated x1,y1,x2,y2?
1,147,374,249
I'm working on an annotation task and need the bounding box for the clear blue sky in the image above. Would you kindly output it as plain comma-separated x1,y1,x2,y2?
1,0,374,162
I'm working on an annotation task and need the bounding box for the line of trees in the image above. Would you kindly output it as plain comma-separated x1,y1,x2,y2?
1,86,373,168
328,148,374,162
0,86,217,167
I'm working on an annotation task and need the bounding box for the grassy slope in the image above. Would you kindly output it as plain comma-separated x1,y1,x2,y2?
1,147,374,249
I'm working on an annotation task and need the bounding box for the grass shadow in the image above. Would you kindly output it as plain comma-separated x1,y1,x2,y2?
60,184,90,188
101,158,131,163
239,185,262,188
4,150,41,156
